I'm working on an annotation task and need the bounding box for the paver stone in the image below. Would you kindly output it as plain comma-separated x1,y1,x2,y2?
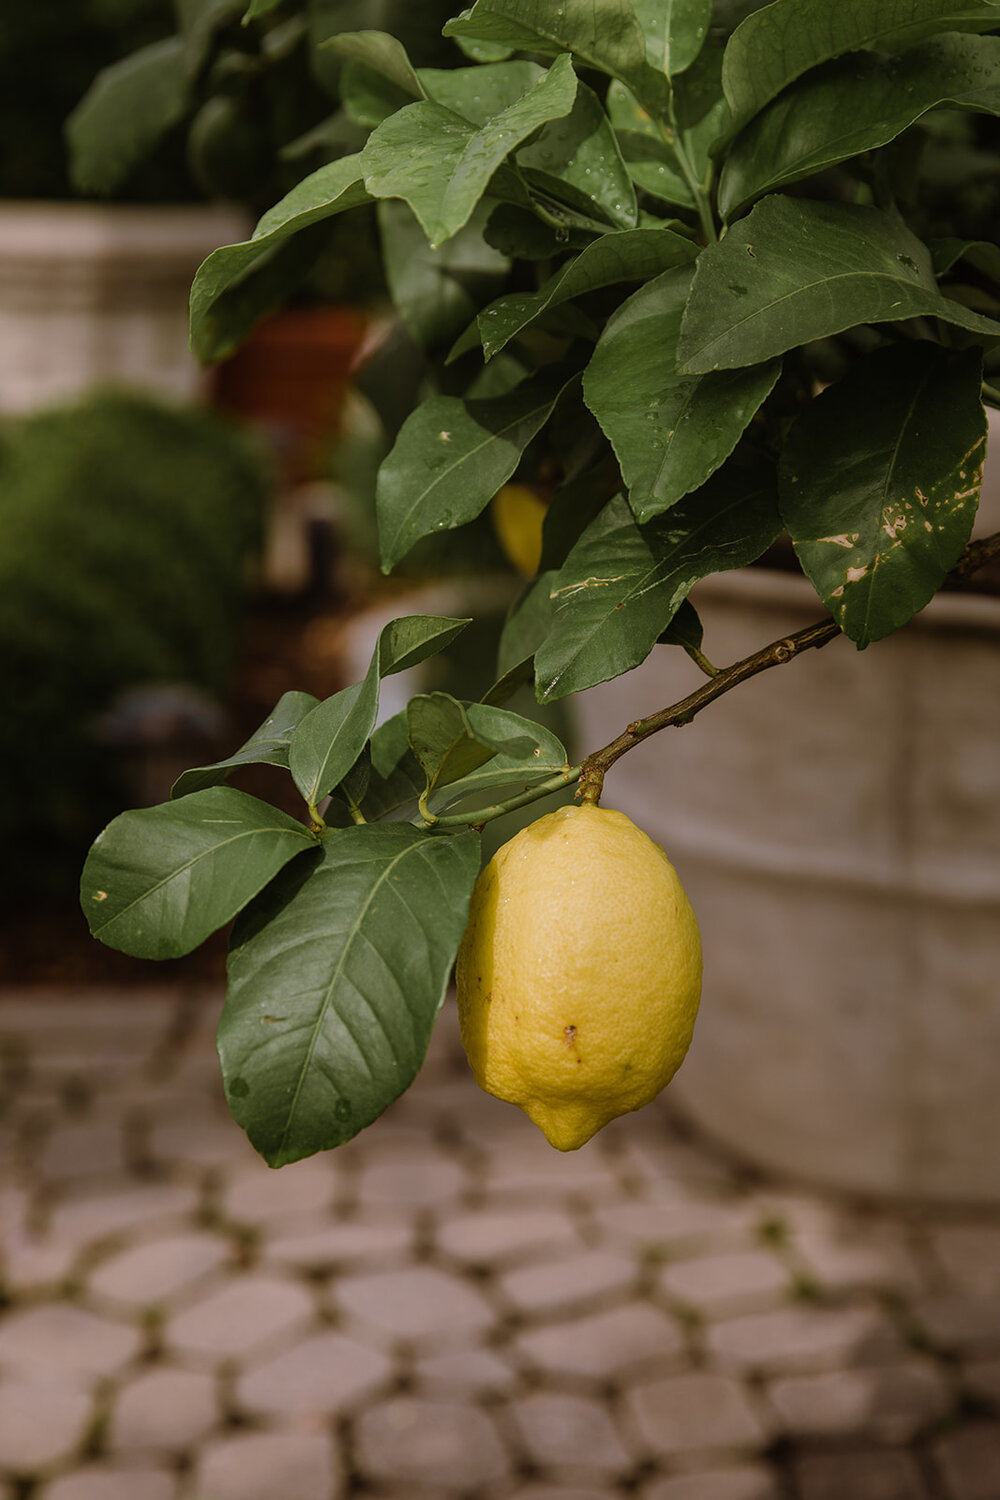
109,1366,219,1452
236,1330,393,1416
643,1467,779,1500
626,1371,772,1458
263,1219,413,1270
0,1304,142,1380
39,1468,177,1500
706,1303,902,1375
508,1391,633,1476
499,1250,636,1317
769,1361,951,1444
165,1274,314,1362
49,1185,199,1250
194,1431,339,1500
88,1232,231,1308
356,1151,466,1207
355,1397,509,1490
334,1266,493,1344
515,1302,686,1382
414,1346,517,1395
434,1208,579,1266
222,1159,336,1225
659,1249,790,1316
0,1377,94,1472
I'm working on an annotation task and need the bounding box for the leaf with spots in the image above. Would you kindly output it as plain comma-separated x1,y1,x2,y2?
779,343,987,648
376,365,579,571
81,787,318,959
218,823,482,1165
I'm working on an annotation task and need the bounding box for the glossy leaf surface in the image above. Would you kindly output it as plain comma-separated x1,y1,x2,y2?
720,35,1000,218
219,824,481,1165
360,53,577,247
81,788,316,959
535,469,782,700
679,197,1000,373
780,343,986,647
67,39,189,196
377,369,576,569
722,0,1000,135
633,0,712,77
475,226,697,361
583,265,780,519
407,692,499,796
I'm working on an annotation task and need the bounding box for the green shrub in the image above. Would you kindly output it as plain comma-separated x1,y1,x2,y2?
0,390,270,888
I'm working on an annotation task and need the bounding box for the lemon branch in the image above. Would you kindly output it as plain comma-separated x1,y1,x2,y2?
575,617,842,805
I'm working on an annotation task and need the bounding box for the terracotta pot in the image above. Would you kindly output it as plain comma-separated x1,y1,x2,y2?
210,304,369,485
575,528,1000,1205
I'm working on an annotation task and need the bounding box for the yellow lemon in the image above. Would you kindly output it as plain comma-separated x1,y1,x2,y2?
491,483,548,576
455,802,702,1150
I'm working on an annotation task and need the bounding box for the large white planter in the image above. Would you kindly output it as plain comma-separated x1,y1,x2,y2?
576,547,1000,1204
0,201,249,412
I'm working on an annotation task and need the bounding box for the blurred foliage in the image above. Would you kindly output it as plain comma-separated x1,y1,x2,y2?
0,0,181,199
0,390,271,893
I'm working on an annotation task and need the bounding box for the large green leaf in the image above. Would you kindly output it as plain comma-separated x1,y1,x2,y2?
324,28,427,101
432,700,570,806
722,0,1000,135
218,823,482,1165
779,343,986,648
443,0,672,115
633,0,712,77
534,469,782,700
360,53,578,248
377,367,577,570
189,155,371,361
583,265,781,520
720,35,1000,218
407,692,499,797
419,60,544,122
518,80,637,230
475,226,697,361
378,199,509,351
289,615,471,808
171,691,320,799
678,197,1000,373
81,787,317,960
67,38,189,196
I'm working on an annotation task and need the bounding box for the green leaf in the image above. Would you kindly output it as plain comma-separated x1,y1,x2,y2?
633,0,712,77
779,343,986,648
722,0,1000,135
407,692,499,796
66,38,189,196
720,35,1000,218
324,29,427,101
498,571,559,675
517,80,637,230
433,700,570,804
243,0,283,18
678,197,1000,374
289,615,471,808
672,37,731,180
218,823,482,1165
443,0,672,117
171,691,320,799
378,199,509,352
81,787,317,960
360,53,578,248
930,237,1000,282
658,596,703,649
190,155,370,361
534,468,782,700
606,82,694,206
583,264,781,520
419,60,544,122
377,368,577,571
476,226,697,361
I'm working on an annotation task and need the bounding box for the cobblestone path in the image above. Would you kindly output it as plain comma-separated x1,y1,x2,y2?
1,989,999,1500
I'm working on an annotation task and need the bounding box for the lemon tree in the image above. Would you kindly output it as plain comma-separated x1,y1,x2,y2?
79,0,1000,1165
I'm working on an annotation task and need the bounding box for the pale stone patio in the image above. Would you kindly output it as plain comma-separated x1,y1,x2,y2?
1,988,999,1500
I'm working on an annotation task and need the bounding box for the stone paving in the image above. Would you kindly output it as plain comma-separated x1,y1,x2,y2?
1,988,1000,1500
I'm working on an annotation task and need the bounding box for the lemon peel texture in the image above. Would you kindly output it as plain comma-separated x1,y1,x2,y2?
455,803,702,1150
